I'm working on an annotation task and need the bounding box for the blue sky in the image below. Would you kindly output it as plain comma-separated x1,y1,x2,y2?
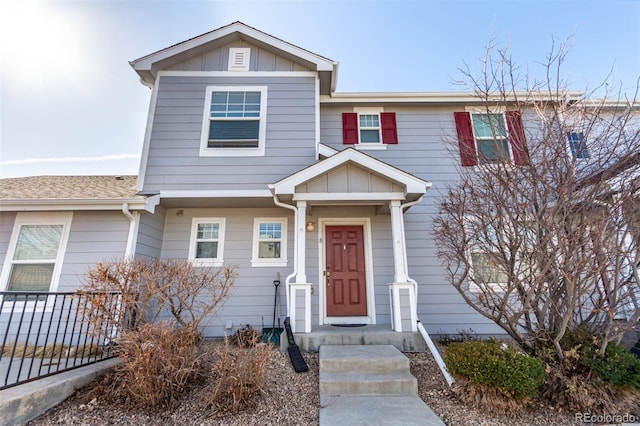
1,0,638,178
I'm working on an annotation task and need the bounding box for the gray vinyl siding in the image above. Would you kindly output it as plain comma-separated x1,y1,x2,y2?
57,211,130,291
160,207,294,337
0,211,129,293
0,212,16,275
166,40,313,73
141,75,317,192
319,105,504,335
135,205,166,259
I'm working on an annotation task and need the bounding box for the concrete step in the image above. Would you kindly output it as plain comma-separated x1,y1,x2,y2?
320,344,410,373
320,395,446,426
320,371,418,396
293,325,425,352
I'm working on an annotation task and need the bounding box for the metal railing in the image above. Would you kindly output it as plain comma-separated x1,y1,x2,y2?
0,291,124,390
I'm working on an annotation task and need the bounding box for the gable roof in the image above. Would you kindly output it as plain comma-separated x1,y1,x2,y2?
270,148,431,202
130,21,337,91
0,176,158,212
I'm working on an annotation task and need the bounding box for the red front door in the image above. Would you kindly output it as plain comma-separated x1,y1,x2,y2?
325,225,367,316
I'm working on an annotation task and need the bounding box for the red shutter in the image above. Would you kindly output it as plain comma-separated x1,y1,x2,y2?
505,111,529,165
454,112,478,167
342,113,358,144
380,112,398,144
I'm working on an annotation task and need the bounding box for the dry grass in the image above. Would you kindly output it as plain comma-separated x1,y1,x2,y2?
207,336,273,415
2,342,102,359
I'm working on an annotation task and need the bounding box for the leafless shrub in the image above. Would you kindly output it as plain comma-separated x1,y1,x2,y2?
207,336,272,414
434,38,639,360
233,324,262,347
79,258,236,408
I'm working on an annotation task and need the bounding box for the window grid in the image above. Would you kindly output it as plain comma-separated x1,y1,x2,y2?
471,113,510,163
359,114,381,143
568,132,589,159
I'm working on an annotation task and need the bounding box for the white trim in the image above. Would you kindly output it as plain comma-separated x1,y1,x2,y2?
318,143,338,158
321,91,584,104
131,22,335,72
0,212,73,312
199,86,268,157
293,192,406,201
136,75,160,191
159,189,272,199
251,217,288,267
318,218,376,325
355,144,387,151
157,70,318,78
228,47,250,71
188,217,226,267
0,196,159,213
315,76,320,160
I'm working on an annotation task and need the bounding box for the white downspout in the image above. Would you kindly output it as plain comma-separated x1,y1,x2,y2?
400,193,452,386
271,194,298,317
121,203,140,260
400,195,425,297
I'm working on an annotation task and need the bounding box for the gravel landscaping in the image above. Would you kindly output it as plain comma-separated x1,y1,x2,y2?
27,342,600,426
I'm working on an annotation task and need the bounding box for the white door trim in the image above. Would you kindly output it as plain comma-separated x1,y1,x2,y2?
318,217,376,325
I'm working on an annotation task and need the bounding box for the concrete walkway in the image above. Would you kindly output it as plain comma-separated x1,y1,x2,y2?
0,358,118,426
319,345,445,426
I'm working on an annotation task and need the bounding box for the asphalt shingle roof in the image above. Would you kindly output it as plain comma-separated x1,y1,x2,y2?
0,176,140,200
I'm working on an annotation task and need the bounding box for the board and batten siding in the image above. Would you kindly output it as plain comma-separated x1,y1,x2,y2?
166,40,313,73
319,105,504,335
141,75,318,193
160,207,294,337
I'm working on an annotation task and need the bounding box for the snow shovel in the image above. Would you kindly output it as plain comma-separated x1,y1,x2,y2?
284,316,309,373
262,277,283,345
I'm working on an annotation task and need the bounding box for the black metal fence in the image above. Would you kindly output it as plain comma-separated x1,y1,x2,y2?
0,291,124,390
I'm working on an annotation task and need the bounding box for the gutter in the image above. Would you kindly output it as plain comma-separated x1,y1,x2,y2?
270,192,298,317
121,203,140,260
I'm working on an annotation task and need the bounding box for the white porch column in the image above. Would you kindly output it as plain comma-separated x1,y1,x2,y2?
295,201,307,283
390,200,408,283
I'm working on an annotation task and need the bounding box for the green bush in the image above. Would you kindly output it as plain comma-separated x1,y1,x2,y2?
444,339,546,400
584,343,640,390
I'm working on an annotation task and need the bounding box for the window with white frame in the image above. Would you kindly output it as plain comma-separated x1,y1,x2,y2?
189,218,225,266
467,220,538,292
471,113,511,164
251,218,287,266
359,114,381,143
567,132,590,159
200,86,267,156
0,212,73,299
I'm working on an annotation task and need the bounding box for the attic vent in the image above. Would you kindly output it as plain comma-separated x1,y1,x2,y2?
228,47,250,71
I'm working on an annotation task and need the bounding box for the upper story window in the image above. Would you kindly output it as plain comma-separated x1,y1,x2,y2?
568,132,590,159
342,110,398,147
471,113,510,164
0,212,73,302
454,110,529,167
251,218,288,267
200,86,267,157
189,218,226,266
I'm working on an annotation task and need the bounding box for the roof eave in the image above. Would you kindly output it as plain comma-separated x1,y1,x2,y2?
0,196,159,213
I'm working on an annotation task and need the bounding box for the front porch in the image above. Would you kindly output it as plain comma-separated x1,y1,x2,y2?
284,324,426,352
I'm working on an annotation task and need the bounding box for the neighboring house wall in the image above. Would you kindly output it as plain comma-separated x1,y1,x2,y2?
0,212,16,274
320,104,504,334
135,205,167,259
141,75,317,192
57,211,130,291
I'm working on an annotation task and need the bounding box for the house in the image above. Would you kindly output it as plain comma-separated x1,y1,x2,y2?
1,22,636,340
